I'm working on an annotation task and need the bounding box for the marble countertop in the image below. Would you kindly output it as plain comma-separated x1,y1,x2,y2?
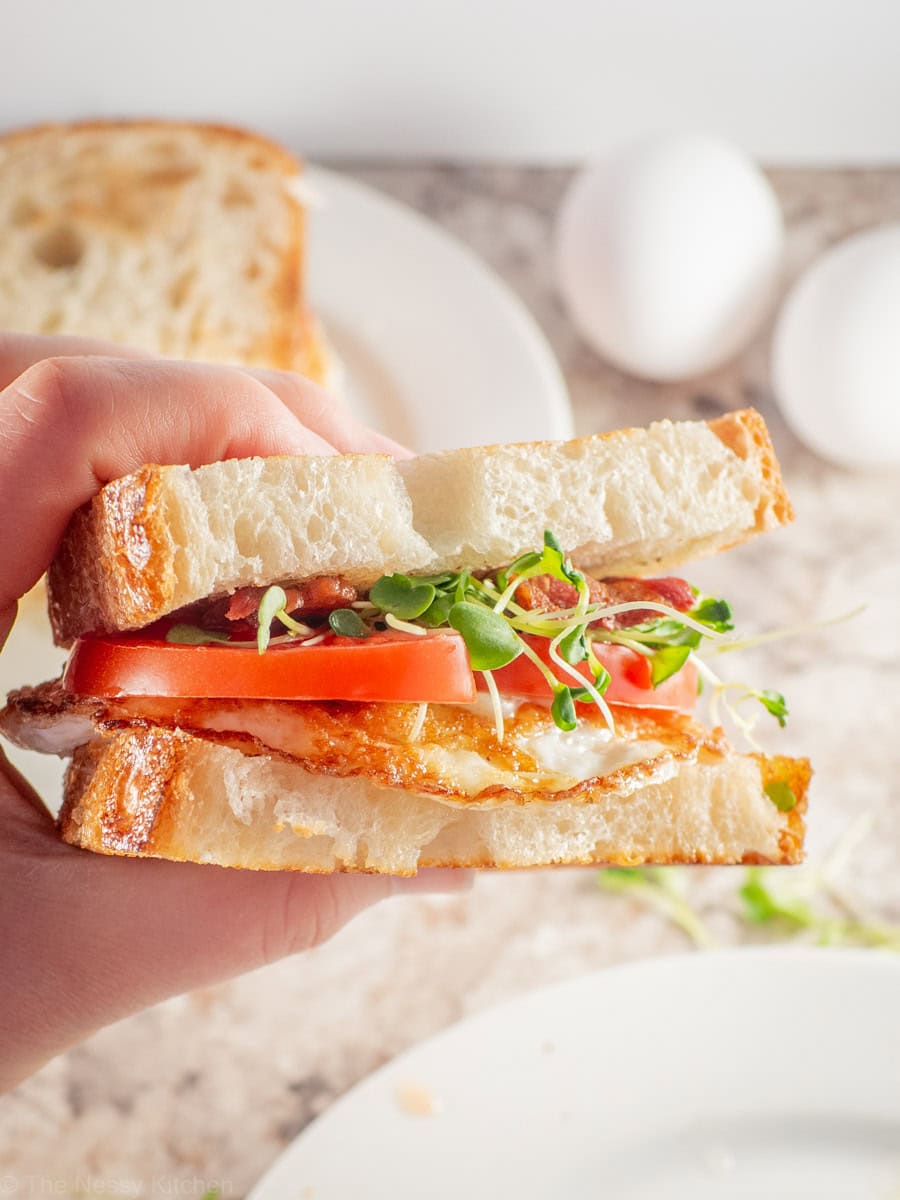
2,165,899,1194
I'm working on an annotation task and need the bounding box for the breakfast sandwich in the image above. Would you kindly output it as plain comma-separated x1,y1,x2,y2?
1,409,809,873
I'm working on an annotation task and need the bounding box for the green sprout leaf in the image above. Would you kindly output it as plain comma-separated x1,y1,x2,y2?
626,596,732,653
589,660,611,694
497,551,542,590
165,624,230,646
370,573,437,620
738,870,814,927
448,601,522,670
454,570,472,604
650,644,692,687
758,689,789,728
737,875,780,924
543,529,564,556
625,616,696,646
543,529,582,587
551,687,577,731
495,529,584,600
414,572,456,587
558,625,588,665
328,608,370,638
764,780,798,813
691,596,734,632
418,592,454,628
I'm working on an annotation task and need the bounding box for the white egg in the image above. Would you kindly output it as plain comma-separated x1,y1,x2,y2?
772,225,900,469
555,133,784,381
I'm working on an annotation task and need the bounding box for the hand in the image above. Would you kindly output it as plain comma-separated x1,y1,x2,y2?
0,335,467,1092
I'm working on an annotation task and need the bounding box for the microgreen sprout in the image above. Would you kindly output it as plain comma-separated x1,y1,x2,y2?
447,601,522,671
328,608,370,638
369,574,437,620
257,585,289,653
597,816,900,954
597,867,716,949
757,690,789,728
256,585,316,653
649,644,692,687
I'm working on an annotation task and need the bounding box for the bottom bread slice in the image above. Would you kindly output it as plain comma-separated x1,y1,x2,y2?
60,727,808,873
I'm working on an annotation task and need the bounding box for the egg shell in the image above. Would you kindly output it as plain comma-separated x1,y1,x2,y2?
555,133,784,381
772,224,900,469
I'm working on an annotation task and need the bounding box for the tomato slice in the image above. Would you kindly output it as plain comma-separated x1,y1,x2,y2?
64,629,477,703
482,636,698,712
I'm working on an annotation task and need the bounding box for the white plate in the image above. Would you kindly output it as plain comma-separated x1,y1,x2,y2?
306,165,572,451
249,949,900,1200
0,169,571,801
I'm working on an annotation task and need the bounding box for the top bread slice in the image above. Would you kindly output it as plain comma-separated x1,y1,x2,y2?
0,119,325,379
401,407,790,576
47,409,791,644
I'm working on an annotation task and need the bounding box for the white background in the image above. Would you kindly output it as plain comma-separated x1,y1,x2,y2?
2,0,899,162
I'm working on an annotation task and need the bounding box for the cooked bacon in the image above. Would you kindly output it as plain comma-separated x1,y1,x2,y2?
514,572,693,630
225,577,358,623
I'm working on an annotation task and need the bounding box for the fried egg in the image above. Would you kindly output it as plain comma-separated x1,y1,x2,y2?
3,681,725,808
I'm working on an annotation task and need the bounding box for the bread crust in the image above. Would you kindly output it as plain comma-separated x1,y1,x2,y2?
708,408,794,533
48,465,177,643
58,725,809,872
0,118,303,175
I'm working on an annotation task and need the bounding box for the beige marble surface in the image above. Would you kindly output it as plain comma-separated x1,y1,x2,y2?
2,166,899,1194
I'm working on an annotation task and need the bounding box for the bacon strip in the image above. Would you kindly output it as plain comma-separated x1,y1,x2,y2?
224,577,359,623
514,573,694,629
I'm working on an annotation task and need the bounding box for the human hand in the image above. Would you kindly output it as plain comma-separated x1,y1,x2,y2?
0,335,467,1092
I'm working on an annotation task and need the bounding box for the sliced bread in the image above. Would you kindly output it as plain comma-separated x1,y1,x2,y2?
59,724,808,872
0,119,325,378
47,409,792,643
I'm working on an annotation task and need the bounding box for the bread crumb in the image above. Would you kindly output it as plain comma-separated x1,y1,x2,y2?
395,1081,442,1117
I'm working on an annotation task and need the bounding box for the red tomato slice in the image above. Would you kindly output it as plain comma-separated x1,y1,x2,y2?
483,636,698,712
64,629,477,703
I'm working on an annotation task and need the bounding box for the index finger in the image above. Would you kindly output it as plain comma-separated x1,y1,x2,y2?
0,332,151,390
249,367,413,458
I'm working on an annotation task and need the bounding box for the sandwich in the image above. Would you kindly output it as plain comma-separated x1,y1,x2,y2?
0,119,328,382
0,409,809,873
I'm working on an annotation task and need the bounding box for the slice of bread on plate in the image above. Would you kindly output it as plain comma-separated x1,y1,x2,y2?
0,119,327,379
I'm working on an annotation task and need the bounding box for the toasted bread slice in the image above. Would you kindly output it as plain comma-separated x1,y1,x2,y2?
47,409,792,643
57,722,808,873
0,119,325,379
